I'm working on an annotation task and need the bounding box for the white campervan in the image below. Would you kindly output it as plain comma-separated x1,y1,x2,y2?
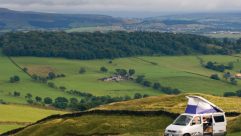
164,96,227,136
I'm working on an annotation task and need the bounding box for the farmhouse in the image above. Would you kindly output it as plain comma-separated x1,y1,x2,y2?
235,73,241,79
100,75,133,82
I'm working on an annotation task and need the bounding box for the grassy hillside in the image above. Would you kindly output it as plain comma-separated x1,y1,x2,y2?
94,93,241,113
9,93,241,136
10,55,241,99
13,115,172,136
0,52,81,104
0,104,66,134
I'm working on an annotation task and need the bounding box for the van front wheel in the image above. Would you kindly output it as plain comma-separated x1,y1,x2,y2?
183,134,190,136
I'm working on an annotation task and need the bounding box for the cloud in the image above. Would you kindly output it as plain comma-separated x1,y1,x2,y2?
0,0,241,15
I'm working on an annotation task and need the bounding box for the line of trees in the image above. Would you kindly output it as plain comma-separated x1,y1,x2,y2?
20,90,149,110
224,90,241,97
1,31,241,60
205,61,234,72
135,75,181,95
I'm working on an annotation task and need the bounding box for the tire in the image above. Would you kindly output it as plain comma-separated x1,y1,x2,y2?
183,134,191,136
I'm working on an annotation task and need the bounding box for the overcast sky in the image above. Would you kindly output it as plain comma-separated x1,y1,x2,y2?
0,0,241,17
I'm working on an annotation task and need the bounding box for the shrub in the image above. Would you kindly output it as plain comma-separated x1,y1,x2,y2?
44,97,53,104
224,92,237,97
237,90,241,97
210,74,220,80
153,82,161,90
54,97,69,109
134,93,142,99
79,67,86,74
9,75,20,83
143,80,152,87
100,66,108,72
136,75,145,83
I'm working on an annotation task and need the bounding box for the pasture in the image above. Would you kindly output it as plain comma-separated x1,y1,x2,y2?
0,104,66,134
10,55,241,99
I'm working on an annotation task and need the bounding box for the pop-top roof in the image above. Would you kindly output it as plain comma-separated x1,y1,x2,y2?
185,96,223,114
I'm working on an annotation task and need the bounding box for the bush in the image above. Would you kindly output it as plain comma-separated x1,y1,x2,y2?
237,90,241,97
210,74,220,80
13,91,20,97
48,72,56,80
128,69,135,76
59,86,66,91
153,82,161,90
134,93,142,99
35,96,42,102
48,82,56,88
224,92,237,97
100,67,108,72
44,97,53,104
9,75,20,83
79,67,86,74
54,97,69,109
143,80,152,87
230,77,238,85
136,75,145,83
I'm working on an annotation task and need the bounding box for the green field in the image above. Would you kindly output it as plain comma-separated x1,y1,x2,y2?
0,104,66,134
2,53,241,104
8,55,241,100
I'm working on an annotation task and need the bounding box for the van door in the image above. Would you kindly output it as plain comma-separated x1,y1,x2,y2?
189,116,203,136
213,113,226,136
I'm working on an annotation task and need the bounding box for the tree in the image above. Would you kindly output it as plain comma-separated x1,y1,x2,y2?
153,82,161,90
79,67,86,74
54,97,69,109
9,75,20,83
25,93,32,99
134,93,142,99
115,69,127,76
48,72,56,80
224,92,236,97
230,77,238,85
223,72,231,80
143,94,150,98
48,82,56,88
100,67,108,72
31,74,38,80
69,98,79,109
44,97,53,104
35,96,42,102
23,67,28,72
143,80,152,87
59,86,66,92
236,90,241,97
210,74,220,80
136,75,145,83
13,91,20,97
128,69,135,76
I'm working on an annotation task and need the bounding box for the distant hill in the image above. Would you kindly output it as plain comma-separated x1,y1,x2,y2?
0,8,124,31
2,31,241,60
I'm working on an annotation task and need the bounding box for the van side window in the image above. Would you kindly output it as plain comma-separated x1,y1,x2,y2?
214,115,225,123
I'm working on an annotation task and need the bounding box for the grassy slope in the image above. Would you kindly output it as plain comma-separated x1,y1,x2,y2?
11,55,241,99
0,51,82,104
12,93,241,136
14,115,172,136
0,104,66,134
94,93,241,113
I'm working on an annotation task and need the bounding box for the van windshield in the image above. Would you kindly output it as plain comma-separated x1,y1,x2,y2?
173,115,192,126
